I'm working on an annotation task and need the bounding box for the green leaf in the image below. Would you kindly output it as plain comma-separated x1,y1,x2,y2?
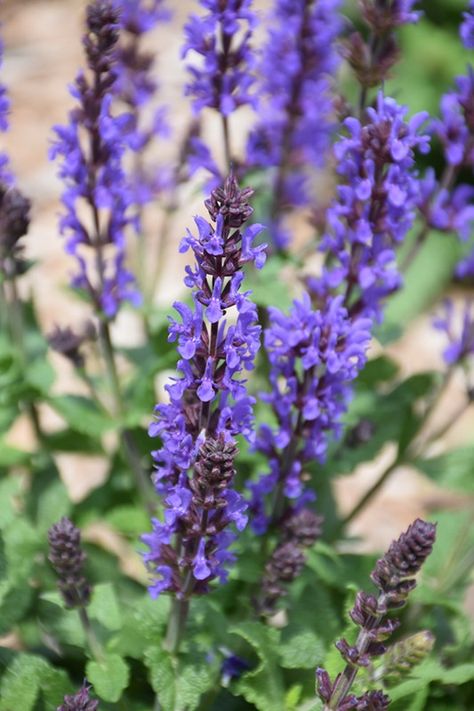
414,446,474,493
145,647,176,709
86,653,129,703
279,630,325,669
36,479,71,533
106,505,150,537
145,647,215,711
381,230,463,341
231,621,285,711
24,356,55,395
45,428,103,454
48,395,113,437
88,582,122,631
0,441,30,468
357,355,399,386
0,477,23,529
0,654,69,711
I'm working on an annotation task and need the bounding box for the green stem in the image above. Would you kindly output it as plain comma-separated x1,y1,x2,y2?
97,319,155,515
341,457,402,528
164,597,189,655
78,606,103,661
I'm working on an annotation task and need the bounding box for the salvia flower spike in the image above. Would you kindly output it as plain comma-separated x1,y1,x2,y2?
48,517,91,609
142,174,266,598
50,0,140,319
248,0,342,249
57,682,99,711
316,518,436,709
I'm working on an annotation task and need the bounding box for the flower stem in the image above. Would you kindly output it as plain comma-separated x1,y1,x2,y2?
164,597,189,655
97,319,155,514
78,606,103,661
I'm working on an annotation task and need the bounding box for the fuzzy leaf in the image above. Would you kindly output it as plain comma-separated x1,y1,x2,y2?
230,621,285,711
88,582,122,631
86,653,129,702
279,630,325,669
145,646,215,711
0,654,69,711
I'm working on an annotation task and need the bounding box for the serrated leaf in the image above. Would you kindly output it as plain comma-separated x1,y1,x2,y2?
145,647,176,709
145,646,215,711
0,654,69,711
280,630,325,669
231,621,285,711
48,395,113,437
88,582,122,631
86,653,129,702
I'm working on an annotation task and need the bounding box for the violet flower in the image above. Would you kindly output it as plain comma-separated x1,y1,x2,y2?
248,293,372,533
247,0,342,249
433,298,474,367
142,175,266,597
258,509,322,614
313,94,430,323
48,517,91,610
317,518,436,710
249,94,428,533
114,0,172,208
50,0,140,319
57,683,99,711
417,67,474,278
0,37,13,185
182,0,258,175
461,1,474,50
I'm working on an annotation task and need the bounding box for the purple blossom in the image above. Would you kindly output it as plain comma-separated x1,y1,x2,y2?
247,0,341,248
142,175,266,596
182,0,257,117
461,1,474,49
50,1,140,318
432,69,474,168
433,299,474,366
0,37,13,185
248,293,372,533
113,0,172,209
312,94,429,323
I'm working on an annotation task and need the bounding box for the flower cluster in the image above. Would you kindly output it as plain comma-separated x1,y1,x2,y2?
0,183,31,279
258,508,322,614
182,0,257,117
247,0,341,248
343,0,421,101
143,174,266,596
0,37,14,186
418,64,474,279
48,322,96,369
249,293,372,533
114,0,172,206
313,94,429,322
50,0,140,318
57,683,99,711
317,518,436,709
433,299,474,367
461,1,474,50
48,517,91,610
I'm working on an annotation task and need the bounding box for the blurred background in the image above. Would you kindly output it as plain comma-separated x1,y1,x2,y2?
0,0,473,567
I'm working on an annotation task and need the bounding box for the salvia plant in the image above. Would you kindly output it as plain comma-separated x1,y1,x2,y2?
0,1,473,710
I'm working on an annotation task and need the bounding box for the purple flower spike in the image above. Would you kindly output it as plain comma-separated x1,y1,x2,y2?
247,0,342,247
142,175,266,597
0,37,13,185
182,0,257,117
434,299,474,367
50,0,140,318
461,1,474,49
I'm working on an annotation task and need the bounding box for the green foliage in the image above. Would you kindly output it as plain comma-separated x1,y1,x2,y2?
86,653,130,702
0,654,70,711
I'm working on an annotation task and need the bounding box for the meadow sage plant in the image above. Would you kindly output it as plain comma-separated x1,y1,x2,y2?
1,1,474,709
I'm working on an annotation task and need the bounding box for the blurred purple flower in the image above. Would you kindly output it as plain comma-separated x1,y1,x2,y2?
461,1,474,49
50,0,140,318
434,299,474,366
